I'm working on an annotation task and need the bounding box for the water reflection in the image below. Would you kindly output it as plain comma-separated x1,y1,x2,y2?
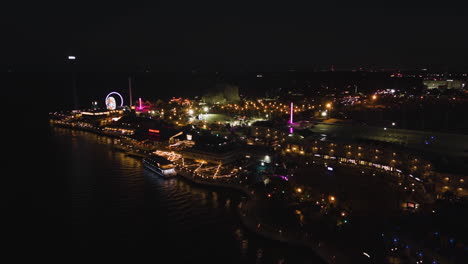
54,127,326,264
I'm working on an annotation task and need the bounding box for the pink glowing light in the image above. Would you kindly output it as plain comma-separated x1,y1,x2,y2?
290,102,293,124
135,97,150,113
289,127,293,134
272,175,289,181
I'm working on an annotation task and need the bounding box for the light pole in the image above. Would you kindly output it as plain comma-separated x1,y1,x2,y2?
68,55,78,110
326,103,332,119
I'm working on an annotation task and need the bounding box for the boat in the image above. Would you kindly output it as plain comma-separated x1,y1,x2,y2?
143,154,177,178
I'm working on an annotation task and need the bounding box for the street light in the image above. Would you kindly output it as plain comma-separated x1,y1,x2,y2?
325,103,332,119
68,55,78,109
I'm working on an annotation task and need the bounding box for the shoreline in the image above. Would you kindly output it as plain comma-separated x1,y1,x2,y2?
51,123,453,263
50,123,365,263
176,167,347,264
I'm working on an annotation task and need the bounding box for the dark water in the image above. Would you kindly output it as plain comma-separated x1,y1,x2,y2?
52,127,325,263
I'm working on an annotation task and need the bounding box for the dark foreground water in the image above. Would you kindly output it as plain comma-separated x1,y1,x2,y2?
52,127,325,264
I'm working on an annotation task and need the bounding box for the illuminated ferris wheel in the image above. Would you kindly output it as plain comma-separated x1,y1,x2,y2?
105,92,124,110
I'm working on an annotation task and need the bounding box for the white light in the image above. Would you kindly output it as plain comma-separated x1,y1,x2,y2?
327,167,334,171
321,111,327,117
363,252,370,258
188,109,194,115
392,122,395,126
68,56,76,60
384,127,387,130
203,106,209,112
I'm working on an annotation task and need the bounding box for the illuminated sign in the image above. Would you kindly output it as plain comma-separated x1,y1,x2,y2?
148,129,160,133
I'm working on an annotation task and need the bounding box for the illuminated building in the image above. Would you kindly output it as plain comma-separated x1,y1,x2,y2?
423,80,466,90
180,135,241,164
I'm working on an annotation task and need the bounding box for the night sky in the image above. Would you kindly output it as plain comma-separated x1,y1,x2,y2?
2,1,468,71
3,2,468,258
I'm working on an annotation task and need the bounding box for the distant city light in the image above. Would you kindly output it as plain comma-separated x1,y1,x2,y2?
68,55,76,60
326,103,332,109
203,106,209,112
321,111,327,117
372,95,377,100
363,252,370,258
392,122,396,126
327,166,334,171
188,109,194,115
296,188,302,193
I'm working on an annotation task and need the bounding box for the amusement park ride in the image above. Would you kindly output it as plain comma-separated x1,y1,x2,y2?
104,91,150,113
105,92,124,110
